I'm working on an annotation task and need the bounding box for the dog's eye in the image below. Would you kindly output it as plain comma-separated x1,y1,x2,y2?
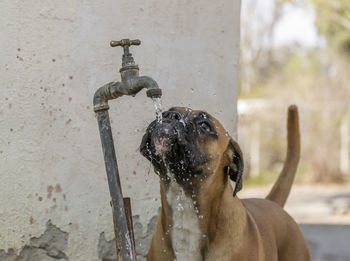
199,121,212,132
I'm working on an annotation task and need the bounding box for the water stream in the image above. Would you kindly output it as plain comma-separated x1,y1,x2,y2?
152,97,163,123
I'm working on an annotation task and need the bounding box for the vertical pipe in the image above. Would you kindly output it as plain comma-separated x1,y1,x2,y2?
124,198,137,259
96,110,134,261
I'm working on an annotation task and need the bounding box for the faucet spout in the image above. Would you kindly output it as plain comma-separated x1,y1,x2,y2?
128,76,162,98
93,75,162,112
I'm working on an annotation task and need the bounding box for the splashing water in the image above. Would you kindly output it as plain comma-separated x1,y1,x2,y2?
152,97,163,123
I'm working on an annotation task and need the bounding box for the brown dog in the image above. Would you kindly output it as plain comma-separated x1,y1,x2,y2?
140,105,310,261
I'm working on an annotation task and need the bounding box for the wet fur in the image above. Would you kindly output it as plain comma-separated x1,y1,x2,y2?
142,106,310,261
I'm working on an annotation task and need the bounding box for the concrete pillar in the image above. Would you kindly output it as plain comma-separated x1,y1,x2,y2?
0,0,241,260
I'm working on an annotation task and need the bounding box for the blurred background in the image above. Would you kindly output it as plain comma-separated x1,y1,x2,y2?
1,0,349,260
239,1,350,260
240,0,350,184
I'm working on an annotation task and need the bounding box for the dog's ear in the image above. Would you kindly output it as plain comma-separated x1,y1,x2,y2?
224,138,244,197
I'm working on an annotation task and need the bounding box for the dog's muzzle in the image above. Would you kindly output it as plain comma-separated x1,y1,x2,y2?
141,109,207,181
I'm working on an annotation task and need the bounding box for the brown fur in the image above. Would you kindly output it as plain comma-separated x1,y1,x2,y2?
266,105,300,207
146,105,310,261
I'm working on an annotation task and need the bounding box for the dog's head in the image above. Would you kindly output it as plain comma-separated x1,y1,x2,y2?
140,107,243,196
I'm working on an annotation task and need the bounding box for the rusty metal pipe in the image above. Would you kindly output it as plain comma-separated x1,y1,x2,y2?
95,109,130,260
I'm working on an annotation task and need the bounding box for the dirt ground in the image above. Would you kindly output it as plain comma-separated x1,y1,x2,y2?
241,184,350,261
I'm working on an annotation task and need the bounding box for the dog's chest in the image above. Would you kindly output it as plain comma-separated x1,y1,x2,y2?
166,182,203,261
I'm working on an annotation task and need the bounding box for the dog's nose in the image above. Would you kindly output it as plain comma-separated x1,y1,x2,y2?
152,122,177,154
162,111,182,121
153,122,176,138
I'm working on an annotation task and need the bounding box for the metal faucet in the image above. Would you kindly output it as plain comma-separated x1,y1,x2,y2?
93,39,162,261
94,39,162,112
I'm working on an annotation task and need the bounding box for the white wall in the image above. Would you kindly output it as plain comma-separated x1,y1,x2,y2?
0,0,241,260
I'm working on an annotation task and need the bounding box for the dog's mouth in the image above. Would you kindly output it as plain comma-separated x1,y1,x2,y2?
140,110,206,181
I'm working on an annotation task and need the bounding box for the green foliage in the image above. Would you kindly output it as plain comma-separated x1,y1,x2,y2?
281,52,320,77
308,0,350,56
244,170,279,186
239,84,269,99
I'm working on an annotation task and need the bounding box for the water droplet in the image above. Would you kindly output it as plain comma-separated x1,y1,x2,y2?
177,203,184,211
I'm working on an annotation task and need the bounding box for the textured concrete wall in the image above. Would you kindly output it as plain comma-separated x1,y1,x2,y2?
0,0,241,260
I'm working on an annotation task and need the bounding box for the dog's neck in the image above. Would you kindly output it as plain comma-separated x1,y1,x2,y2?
163,180,204,261
158,172,247,260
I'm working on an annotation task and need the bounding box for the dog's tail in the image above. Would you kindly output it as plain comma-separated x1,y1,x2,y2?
266,105,300,208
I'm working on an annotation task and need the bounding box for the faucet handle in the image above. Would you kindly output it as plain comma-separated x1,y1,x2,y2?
110,39,141,67
110,39,141,56
110,39,141,47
